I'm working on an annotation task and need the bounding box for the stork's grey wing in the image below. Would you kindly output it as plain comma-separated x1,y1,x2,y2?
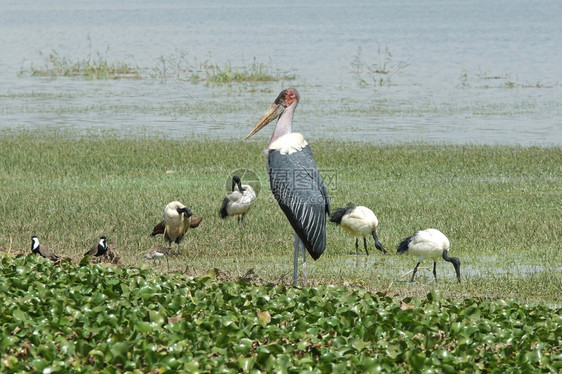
268,144,330,260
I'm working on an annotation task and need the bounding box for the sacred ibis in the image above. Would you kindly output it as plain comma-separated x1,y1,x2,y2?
397,228,461,283
219,175,256,223
246,88,331,285
330,204,387,255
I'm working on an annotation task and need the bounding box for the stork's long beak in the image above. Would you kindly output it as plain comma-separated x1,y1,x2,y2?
246,103,284,139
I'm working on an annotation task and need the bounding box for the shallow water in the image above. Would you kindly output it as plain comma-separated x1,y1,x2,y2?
1,0,561,145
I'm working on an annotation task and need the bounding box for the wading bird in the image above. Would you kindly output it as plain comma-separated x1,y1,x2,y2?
150,201,202,251
330,204,387,256
144,246,165,260
246,88,330,285
397,228,461,283
30,236,59,261
219,175,256,223
144,244,167,266
84,236,108,257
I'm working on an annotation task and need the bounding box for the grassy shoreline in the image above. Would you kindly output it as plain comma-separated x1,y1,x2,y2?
1,131,560,304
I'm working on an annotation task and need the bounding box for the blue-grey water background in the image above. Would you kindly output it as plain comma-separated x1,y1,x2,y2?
1,0,561,145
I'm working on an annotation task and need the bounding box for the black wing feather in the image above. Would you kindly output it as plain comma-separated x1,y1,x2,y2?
219,197,230,218
330,203,356,225
396,235,414,254
268,145,330,260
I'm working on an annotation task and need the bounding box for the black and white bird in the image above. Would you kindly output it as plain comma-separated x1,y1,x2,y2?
84,236,108,257
30,236,59,261
150,201,202,250
219,175,256,223
397,228,461,283
246,88,331,285
330,204,387,255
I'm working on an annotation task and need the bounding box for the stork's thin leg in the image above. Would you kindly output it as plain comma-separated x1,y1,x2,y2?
301,244,307,285
293,232,300,285
355,239,359,255
410,262,421,282
363,237,369,256
237,215,241,224
433,262,437,282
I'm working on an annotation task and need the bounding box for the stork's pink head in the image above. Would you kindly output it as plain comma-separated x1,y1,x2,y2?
275,88,300,108
246,88,300,139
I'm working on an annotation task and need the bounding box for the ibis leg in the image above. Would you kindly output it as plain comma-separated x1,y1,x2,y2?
363,237,369,256
433,262,437,282
355,239,359,255
411,262,421,282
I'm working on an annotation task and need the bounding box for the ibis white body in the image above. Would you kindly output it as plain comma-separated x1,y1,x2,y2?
397,228,461,283
220,176,256,223
330,204,386,255
226,185,256,215
406,228,449,261
341,206,379,238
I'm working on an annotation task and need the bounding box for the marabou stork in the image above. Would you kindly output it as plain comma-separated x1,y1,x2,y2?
397,228,461,283
330,204,387,256
150,201,202,251
31,236,59,261
84,236,108,257
219,175,256,223
246,88,331,285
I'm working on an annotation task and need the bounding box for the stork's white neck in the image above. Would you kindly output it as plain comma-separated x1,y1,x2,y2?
268,102,296,148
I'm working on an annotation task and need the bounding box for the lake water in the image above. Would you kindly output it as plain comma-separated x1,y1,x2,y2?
1,0,561,145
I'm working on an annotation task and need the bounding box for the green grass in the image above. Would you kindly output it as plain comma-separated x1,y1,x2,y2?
0,131,560,304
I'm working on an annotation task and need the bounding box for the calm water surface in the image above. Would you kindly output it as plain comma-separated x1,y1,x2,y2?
1,0,561,145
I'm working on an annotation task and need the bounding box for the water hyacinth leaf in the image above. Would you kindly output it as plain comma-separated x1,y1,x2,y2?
0,255,561,372
257,309,271,326
109,342,129,363
238,357,256,371
149,310,166,326
135,321,152,333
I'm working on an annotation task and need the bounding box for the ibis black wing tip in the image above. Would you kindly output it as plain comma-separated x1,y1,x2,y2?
219,197,230,219
329,207,348,225
396,235,413,254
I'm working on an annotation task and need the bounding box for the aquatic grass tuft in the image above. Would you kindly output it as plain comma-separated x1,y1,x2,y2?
22,49,141,80
458,67,558,89
351,45,408,88
151,52,296,85
204,59,296,84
